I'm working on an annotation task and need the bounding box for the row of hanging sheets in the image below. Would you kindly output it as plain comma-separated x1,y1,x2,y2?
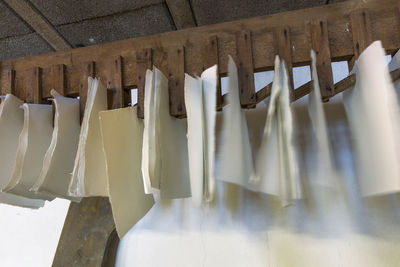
0,40,399,237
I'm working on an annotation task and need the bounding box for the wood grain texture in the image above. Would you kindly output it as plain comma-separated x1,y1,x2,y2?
108,56,124,109
235,30,256,107
274,26,294,100
350,9,373,59
2,68,15,95
136,48,152,119
25,67,42,104
51,64,66,95
165,0,196,29
309,19,334,100
167,45,186,117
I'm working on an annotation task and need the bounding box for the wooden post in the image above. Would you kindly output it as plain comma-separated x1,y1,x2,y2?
350,9,373,60
3,68,15,95
309,19,334,100
108,56,124,109
167,45,186,117
51,64,66,96
396,5,400,42
201,35,222,110
26,67,43,104
235,30,256,108
79,61,95,121
136,48,152,119
274,26,294,100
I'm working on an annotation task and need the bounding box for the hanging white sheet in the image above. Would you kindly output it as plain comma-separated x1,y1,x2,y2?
31,90,80,199
155,68,191,199
184,65,217,205
343,41,400,196
69,78,109,197
99,106,154,238
216,56,254,187
141,69,161,194
4,103,55,200
249,56,302,205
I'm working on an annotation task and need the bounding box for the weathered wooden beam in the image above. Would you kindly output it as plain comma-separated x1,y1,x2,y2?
167,45,186,117
136,48,152,119
3,0,72,51
2,68,15,95
26,67,42,104
350,9,373,59
235,30,256,107
51,64,66,96
309,19,334,100
108,56,124,109
165,0,196,29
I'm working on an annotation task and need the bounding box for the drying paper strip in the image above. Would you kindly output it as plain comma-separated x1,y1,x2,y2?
155,68,191,199
99,106,154,238
308,50,336,187
343,41,400,196
141,69,161,194
217,56,254,186
249,56,302,205
69,78,109,197
5,104,55,200
31,90,80,200
184,65,218,205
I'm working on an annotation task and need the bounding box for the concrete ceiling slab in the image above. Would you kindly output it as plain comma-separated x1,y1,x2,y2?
56,4,175,47
30,0,164,26
190,0,328,26
0,32,53,61
0,1,33,39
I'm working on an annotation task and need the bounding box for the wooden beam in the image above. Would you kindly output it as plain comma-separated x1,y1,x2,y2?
108,56,124,109
235,30,256,107
350,9,373,59
136,48,152,119
3,0,72,51
167,45,186,117
51,64,66,96
2,68,15,95
165,0,196,29
26,67,42,104
309,19,334,100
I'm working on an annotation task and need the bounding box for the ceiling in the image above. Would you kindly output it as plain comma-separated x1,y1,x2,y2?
0,0,343,61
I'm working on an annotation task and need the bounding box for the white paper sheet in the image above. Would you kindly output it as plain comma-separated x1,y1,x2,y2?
216,56,254,187
31,90,80,200
99,106,154,238
343,41,400,196
155,68,191,199
69,78,109,197
4,104,55,200
308,50,336,187
141,69,161,194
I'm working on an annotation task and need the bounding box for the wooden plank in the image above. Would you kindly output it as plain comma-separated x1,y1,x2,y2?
350,9,373,59
79,62,95,121
3,0,72,51
108,56,124,109
235,30,256,107
136,48,152,119
201,35,222,110
165,0,196,29
396,5,400,41
26,67,42,104
273,26,294,100
52,197,116,267
309,19,334,100
2,68,15,95
51,64,66,95
167,45,186,117
1,0,399,100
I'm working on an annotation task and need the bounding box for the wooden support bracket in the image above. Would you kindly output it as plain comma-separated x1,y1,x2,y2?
26,67,43,104
201,35,223,110
108,56,124,109
349,9,373,69
79,61,95,121
396,5,400,41
136,48,152,119
167,45,186,117
235,30,256,107
273,26,294,100
51,64,66,96
309,19,334,100
3,68,15,95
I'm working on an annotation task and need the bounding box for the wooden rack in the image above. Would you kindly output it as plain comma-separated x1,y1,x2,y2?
0,0,399,266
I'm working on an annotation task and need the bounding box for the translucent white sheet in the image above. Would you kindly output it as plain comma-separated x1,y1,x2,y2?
32,90,80,200
99,106,154,238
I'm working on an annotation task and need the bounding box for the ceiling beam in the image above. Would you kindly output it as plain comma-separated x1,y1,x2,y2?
3,0,72,51
165,0,196,29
